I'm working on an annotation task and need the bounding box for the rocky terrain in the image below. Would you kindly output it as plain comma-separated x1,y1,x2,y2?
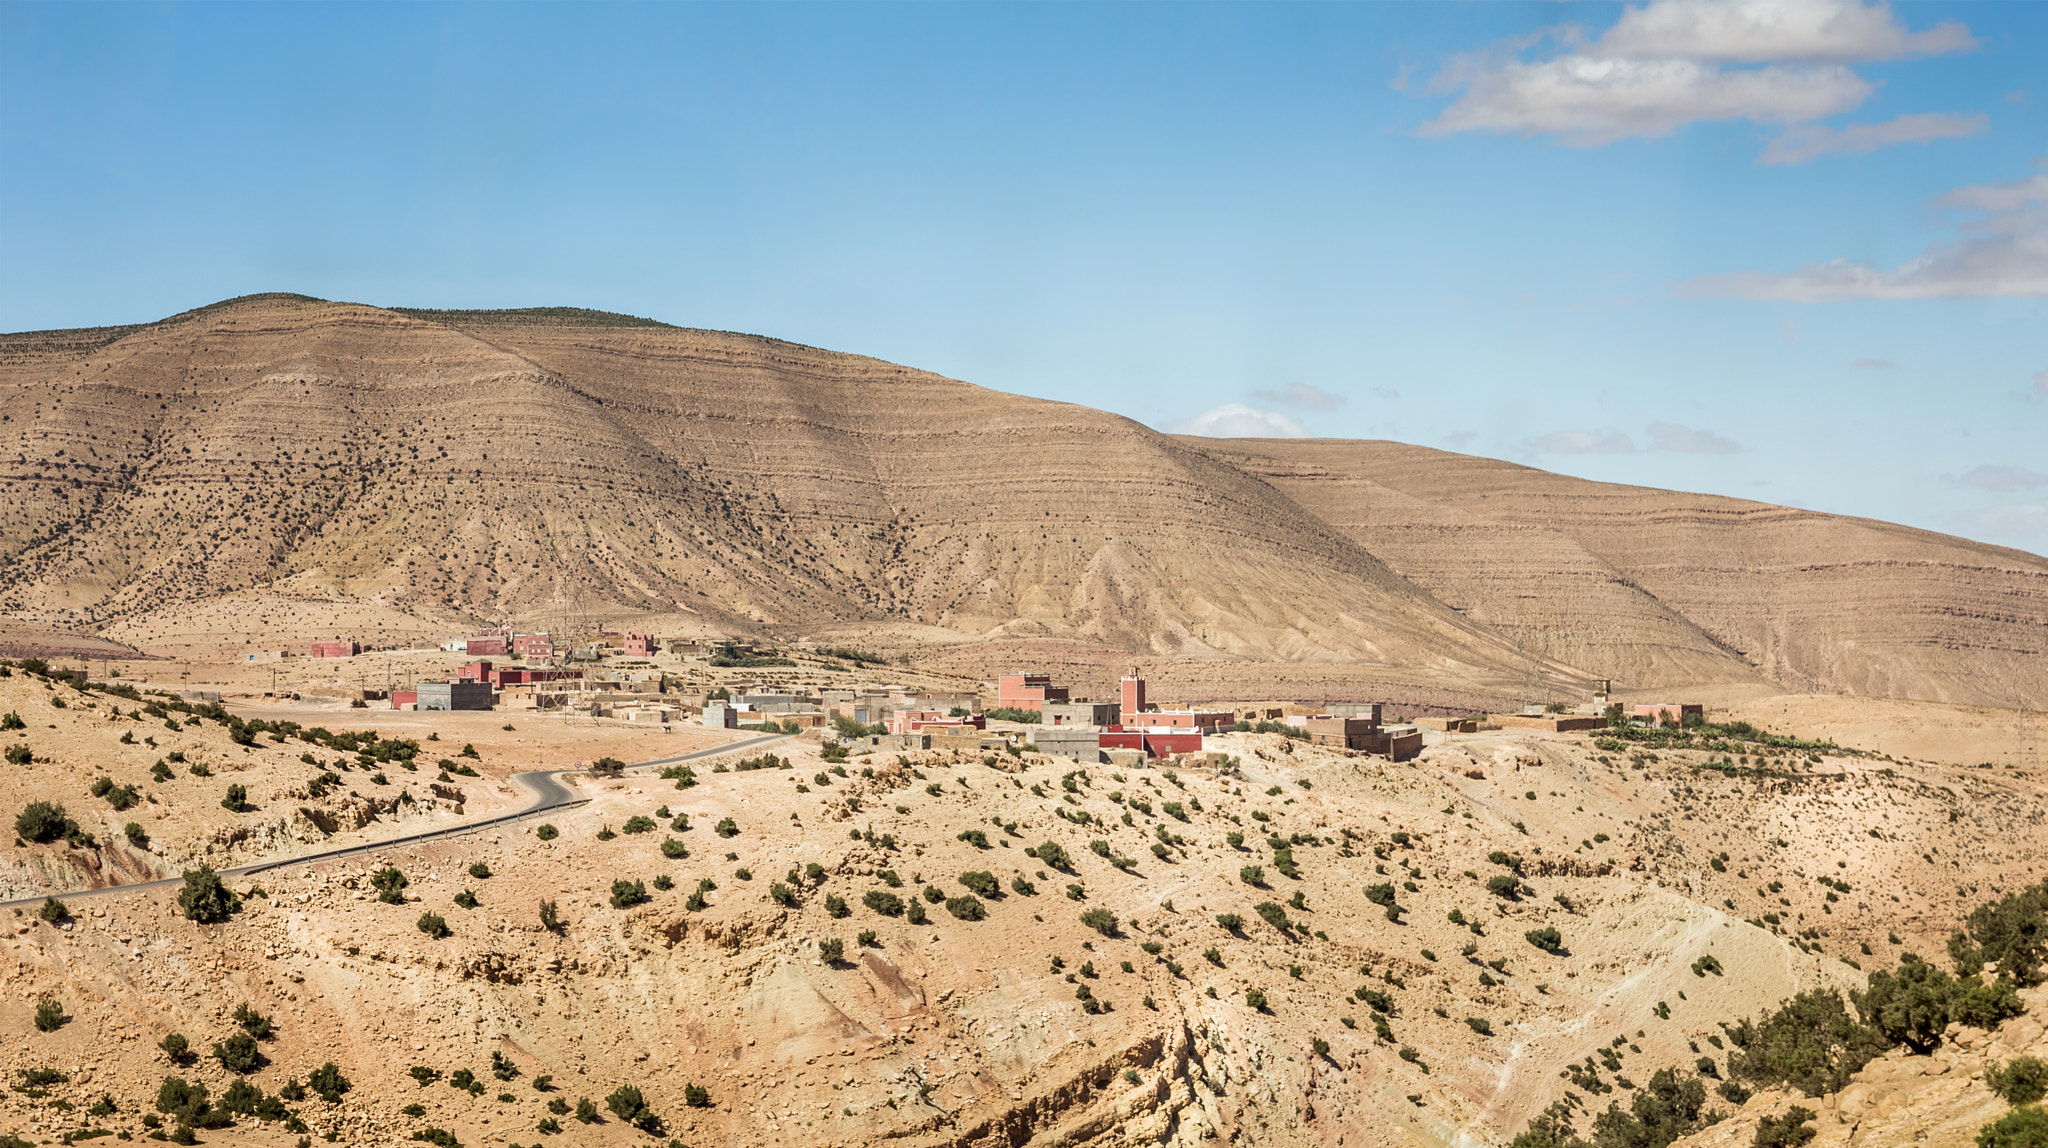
2,294,2043,711
4,662,2045,1148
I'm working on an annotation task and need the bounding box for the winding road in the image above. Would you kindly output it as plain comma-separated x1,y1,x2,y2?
0,733,790,911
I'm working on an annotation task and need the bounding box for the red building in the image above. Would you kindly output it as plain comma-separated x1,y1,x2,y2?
1633,703,1704,726
1118,668,1231,732
997,673,1069,713
512,633,554,658
308,640,360,658
466,634,509,656
622,632,656,656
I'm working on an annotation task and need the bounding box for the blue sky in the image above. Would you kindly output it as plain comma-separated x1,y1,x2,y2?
3,1,2043,554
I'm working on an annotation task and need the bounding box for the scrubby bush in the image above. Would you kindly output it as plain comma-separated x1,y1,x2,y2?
1245,988,1267,1010
38,896,69,924
1987,1057,2048,1106
605,1084,655,1129
33,997,67,1031
1526,926,1563,953
819,937,846,964
177,866,236,923
1081,907,1118,936
372,867,410,904
609,879,648,909
1036,841,1073,872
1975,1106,2048,1148
622,815,655,834
715,818,739,838
660,836,687,858
213,1032,262,1073
946,895,986,920
418,912,451,938
308,1062,350,1102
536,823,559,840
1256,901,1293,933
960,871,1000,897
1753,1106,1818,1148
825,894,850,918
15,801,72,843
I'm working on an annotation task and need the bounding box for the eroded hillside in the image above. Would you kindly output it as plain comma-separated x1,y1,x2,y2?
4,666,2045,1147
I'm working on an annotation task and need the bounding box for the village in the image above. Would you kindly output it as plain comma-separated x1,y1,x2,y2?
260,630,1706,766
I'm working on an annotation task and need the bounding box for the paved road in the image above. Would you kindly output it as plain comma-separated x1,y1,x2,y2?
0,733,789,911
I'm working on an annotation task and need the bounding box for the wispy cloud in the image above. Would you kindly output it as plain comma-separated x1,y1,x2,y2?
1249,383,1347,411
1956,465,2048,492
1647,421,1742,453
1761,111,1987,165
1851,357,1895,370
1416,0,1977,157
1169,403,1311,439
1683,158,2048,300
1528,429,1637,454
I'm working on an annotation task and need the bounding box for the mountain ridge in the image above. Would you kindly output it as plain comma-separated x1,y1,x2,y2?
2,293,2042,709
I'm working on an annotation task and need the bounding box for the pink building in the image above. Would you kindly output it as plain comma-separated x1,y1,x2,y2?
888,710,987,735
512,633,554,658
308,640,360,658
623,632,656,657
1100,728,1203,758
467,635,509,656
997,673,1070,712
1633,703,1704,726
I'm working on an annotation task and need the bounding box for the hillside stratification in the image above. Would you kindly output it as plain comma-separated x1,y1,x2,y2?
1188,439,2048,710
0,295,1554,693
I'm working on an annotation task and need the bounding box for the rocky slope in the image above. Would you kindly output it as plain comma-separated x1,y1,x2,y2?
4,666,2045,1147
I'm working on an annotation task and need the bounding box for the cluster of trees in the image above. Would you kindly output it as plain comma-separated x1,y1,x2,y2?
1513,879,2047,1148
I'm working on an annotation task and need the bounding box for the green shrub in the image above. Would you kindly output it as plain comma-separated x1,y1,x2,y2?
604,1084,655,1130
960,871,1000,897
1256,901,1292,933
33,997,67,1031
213,1032,262,1073
819,937,846,964
1080,907,1118,936
1726,989,1886,1097
1036,841,1073,872
1526,926,1563,953
1466,1017,1493,1035
958,829,990,848
1987,1057,2048,1106
622,815,656,834
232,1003,273,1038
660,837,687,858
1753,1106,1818,1148
715,817,739,838
308,1062,350,1102
771,882,796,906
15,801,71,843
1949,880,2048,986
177,866,236,923
38,895,70,924
609,879,648,909
1976,1106,2048,1148
372,867,410,904
684,1083,711,1107
946,895,987,920
863,890,904,916
536,824,559,840
418,912,451,938
1245,988,1267,1010
825,894,850,918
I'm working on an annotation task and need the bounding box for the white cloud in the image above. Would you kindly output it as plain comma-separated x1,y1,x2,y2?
1249,383,1347,411
1648,421,1743,453
1598,0,1976,62
1422,51,1868,146
1761,111,1987,165
1416,0,1976,154
1851,357,1895,370
1683,159,2048,300
1956,465,2048,492
1169,403,1311,439
1528,429,1637,454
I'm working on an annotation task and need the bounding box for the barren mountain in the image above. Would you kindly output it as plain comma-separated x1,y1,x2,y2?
1186,439,2048,710
3,293,2043,711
